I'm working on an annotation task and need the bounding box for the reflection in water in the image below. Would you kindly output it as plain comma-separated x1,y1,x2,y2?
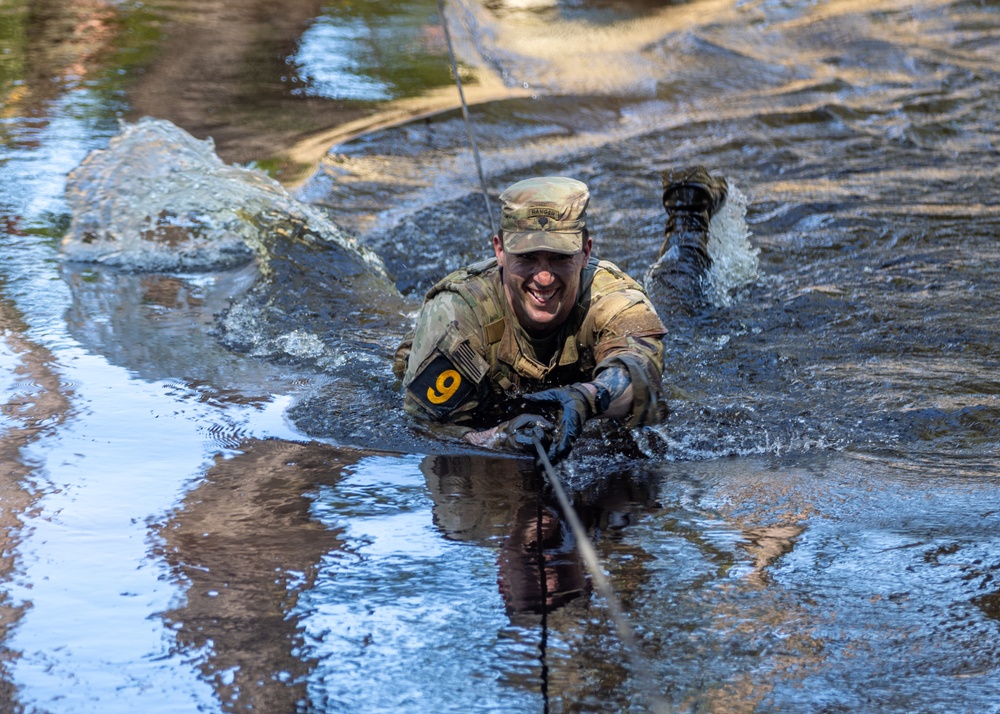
740,524,804,588
158,438,362,713
421,453,664,708
0,290,73,708
62,265,260,386
629,457,1000,712
0,0,122,113
124,0,346,167
497,501,588,615
292,2,455,102
422,454,590,616
2,0,1000,709
271,452,670,711
123,0,521,180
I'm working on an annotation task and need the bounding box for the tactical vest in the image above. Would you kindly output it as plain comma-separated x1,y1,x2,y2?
420,256,650,400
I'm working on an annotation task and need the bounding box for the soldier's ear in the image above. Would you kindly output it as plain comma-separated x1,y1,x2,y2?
493,233,505,265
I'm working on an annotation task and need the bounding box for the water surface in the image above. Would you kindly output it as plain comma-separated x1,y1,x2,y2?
1,0,999,711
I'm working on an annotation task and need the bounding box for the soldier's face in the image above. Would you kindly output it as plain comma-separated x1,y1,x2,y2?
493,234,593,337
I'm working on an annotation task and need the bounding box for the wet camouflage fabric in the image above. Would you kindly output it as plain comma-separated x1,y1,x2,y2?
499,176,589,255
394,258,667,432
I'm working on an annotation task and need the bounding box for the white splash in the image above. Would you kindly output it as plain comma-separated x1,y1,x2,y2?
703,182,759,307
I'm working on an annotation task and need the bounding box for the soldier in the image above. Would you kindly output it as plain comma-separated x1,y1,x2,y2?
394,168,727,461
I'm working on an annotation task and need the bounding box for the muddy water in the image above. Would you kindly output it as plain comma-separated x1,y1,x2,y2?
1,0,999,712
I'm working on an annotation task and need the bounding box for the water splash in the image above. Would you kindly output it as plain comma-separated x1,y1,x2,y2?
703,182,759,307
61,117,388,277
58,117,410,372
642,179,759,316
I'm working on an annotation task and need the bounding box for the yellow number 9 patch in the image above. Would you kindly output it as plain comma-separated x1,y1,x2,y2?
408,355,476,418
427,369,461,404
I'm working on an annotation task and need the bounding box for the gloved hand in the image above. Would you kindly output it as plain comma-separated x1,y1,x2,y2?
497,413,555,453
524,383,610,462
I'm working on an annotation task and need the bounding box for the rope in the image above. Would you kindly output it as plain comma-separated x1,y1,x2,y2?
434,2,665,706
532,437,671,714
535,482,551,714
436,0,497,236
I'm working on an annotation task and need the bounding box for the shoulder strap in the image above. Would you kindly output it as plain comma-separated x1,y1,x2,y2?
422,257,506,356
580,258,645,306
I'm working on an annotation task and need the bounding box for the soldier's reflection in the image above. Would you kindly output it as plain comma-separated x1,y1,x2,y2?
421,453,658,616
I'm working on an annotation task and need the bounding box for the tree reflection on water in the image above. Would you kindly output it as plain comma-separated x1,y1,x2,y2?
158,439,357,712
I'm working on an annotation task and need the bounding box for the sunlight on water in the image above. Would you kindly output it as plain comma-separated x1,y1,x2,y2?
450,0,744,96
299,454,538,713
6,353,302,714
293,17,395,101
0,0,998,711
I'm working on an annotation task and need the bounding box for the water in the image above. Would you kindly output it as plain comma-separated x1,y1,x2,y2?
1,0,999,711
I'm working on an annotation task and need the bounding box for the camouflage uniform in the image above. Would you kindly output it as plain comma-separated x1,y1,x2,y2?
393,256,667,432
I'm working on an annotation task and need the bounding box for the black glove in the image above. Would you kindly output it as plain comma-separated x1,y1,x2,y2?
497,413,555,453
523,383,610,462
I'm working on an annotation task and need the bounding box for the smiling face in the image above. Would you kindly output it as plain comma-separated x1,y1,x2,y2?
493,232,592,338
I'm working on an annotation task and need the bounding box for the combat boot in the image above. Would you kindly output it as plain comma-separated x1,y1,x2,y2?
646,166,728,313
657,165,729,269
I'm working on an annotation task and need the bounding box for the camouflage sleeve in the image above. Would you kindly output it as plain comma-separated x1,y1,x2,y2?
590,291,668,427
398,290,489,428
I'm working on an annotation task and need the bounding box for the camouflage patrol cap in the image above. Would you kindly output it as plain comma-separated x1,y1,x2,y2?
498,176,589,255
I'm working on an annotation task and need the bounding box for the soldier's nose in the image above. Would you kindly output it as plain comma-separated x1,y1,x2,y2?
533,269,556,286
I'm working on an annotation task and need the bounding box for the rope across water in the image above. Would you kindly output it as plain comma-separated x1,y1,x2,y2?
532,437,670,713
435,0,497,236
434,3,667,706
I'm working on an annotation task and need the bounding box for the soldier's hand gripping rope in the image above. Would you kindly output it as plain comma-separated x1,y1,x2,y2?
524,382,611,462
497,413,555,452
